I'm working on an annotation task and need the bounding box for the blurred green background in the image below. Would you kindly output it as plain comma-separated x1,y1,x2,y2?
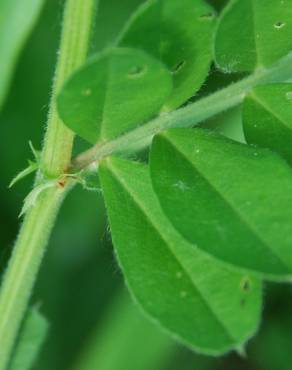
1,0,292,369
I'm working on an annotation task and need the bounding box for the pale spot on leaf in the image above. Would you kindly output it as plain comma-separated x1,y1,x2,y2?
180,291,187,298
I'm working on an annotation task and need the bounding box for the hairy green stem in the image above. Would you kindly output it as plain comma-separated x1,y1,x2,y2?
0,189,65,369
0,1,96,368
74,52,292,170
42,0,96,177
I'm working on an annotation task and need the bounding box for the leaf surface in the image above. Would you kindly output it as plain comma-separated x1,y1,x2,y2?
9,308,49,370
99,157,262,355
150,128,292,279
243,83,292,165
118,0,215,111
215,0,292,73
0,0,44,109
57,47,172,144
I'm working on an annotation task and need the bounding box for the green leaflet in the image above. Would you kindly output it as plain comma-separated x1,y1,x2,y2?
243,83,292,165
99,157,262,355
150,128,292,279
57,47,172,144
118,0,215,111
214,0,292,73
0,0,44,109
9,308,49,370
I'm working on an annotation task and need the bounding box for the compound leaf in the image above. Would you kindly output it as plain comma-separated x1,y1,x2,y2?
57,47,172,144
150,128,292,279
118,0,215,111
243,83,292,165
99,157,262,355
0,0,44,109
215,0,292,73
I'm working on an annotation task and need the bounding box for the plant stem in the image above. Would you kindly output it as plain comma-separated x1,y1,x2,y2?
73,51,292,170
0,1,96,368
42,0,96,177
0,189,65,370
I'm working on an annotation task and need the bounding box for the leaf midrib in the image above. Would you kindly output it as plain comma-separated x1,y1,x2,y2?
100,54,112,140
250,91,292,131
107,161,240,346
249,0,261,68
163,134,290,273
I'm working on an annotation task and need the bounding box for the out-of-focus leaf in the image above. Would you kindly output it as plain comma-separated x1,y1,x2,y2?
0,0,45,109
118,0,215,111
99,157,262,355
243,83,292,164
93,0,144,51
9,307,49,370
205,106,245,143
57,47,172,144
214,0,292,73
75,289,173,370
150,128,292,279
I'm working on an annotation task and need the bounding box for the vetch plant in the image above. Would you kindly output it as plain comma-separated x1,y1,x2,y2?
1,0,292,368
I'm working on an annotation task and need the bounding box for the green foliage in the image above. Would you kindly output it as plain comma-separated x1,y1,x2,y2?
9,308,49,370
2,0,292,368
243,83,292,164
57,0,216,144
150,128,292,279
118,0,215,111
99,157,262,354
0,0,44,109
215,0,292,72
57,47,172,144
